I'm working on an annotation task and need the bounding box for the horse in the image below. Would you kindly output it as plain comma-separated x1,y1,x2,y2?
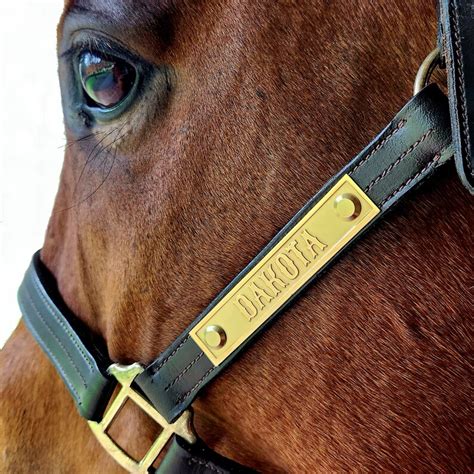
1,0,472,471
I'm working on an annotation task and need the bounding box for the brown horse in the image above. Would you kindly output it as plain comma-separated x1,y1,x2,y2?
1,0,472,472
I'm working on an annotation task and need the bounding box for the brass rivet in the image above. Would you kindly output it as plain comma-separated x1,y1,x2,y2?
204,325,227,349
334,193,362,221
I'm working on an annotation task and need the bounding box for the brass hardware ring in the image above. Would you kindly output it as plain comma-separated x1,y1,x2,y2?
414,47,441,95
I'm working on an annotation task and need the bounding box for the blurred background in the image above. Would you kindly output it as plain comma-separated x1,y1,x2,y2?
0,1,64,346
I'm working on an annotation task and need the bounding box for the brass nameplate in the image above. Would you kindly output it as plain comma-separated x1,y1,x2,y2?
190,175,379,366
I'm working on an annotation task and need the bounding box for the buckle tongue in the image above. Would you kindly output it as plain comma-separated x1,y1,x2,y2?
88,363,196,473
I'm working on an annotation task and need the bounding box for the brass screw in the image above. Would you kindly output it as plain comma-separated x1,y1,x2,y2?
334,193,361,221
204,325,227,349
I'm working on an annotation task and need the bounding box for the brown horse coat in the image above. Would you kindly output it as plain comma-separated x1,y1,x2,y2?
1,0,472,472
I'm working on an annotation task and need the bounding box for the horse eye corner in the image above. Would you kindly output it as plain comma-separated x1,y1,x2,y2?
77,109,93,128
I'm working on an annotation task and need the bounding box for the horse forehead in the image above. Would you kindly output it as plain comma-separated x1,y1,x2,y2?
64,0,171,23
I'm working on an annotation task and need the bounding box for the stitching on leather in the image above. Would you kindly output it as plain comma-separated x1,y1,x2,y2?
365,128,433,192
24,288,84,402
188,457,225,473
164,352,204,392
351,119,406,174
175,366,216,404
25,315,82,405
31,274,95,372
25,288,88,389
379,153,441,207
451,0,473,176
151,335,190,375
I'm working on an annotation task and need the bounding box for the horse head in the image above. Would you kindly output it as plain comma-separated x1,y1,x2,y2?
1,1,471,471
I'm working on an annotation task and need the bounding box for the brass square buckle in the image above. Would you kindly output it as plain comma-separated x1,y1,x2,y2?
88,363,196,473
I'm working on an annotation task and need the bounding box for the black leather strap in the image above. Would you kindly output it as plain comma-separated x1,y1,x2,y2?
18,252,114,421
135,84,453,423
439,0,474,194
156,436,255,474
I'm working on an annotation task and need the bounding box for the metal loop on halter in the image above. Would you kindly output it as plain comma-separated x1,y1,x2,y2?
88,363,197,473
414,48,441,95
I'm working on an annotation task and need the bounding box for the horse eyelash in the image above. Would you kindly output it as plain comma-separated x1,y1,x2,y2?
60,37,122,61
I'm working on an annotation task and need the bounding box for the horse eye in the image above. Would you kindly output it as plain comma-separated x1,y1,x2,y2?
79,51,136,109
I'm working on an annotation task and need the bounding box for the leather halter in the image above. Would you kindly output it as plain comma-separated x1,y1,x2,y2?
17,3,473,473
439,0,474,194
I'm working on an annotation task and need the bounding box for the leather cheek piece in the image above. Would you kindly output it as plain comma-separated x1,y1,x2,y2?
135,84,453,424
439,0,474,194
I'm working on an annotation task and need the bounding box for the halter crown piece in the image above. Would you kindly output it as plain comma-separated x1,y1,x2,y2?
17,2,473,472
